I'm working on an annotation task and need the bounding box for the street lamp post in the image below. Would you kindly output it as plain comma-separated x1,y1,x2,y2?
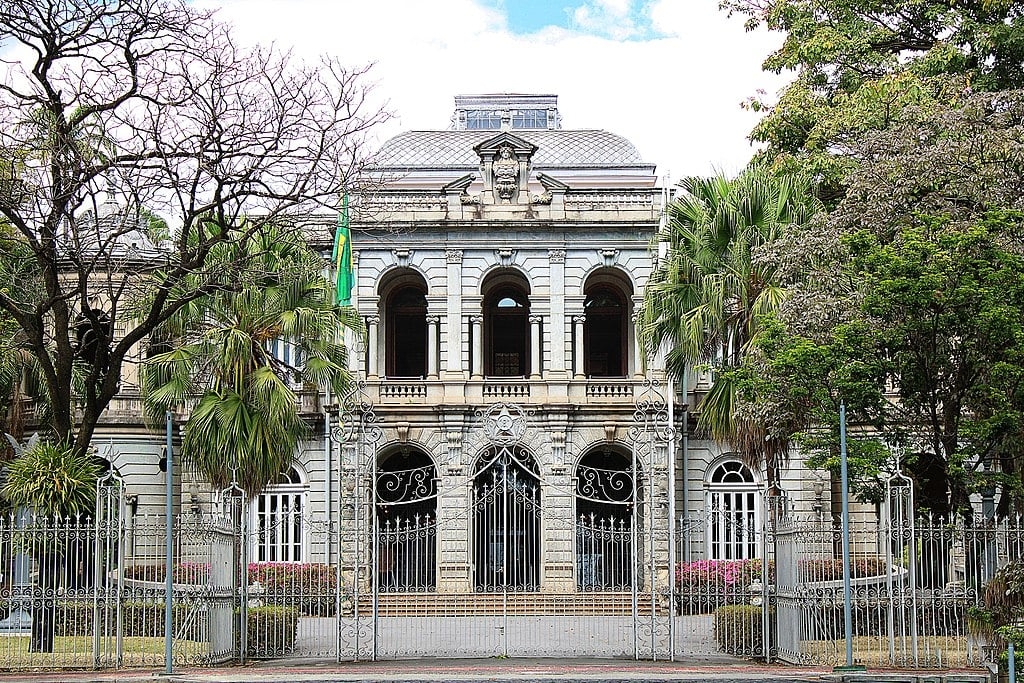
835,401,866,673
164,410,174,675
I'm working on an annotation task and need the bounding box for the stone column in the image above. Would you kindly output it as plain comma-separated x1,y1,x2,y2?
543,413,574,591
573,315,586,378
438,413,471,592
445,250,464,376
632,312,645,377
367,315,380,378
548,249,566,374
426,315,440,378
529,314,542,378
470,315,484,378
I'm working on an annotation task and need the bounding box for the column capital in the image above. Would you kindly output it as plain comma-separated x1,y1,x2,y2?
426,315,441,324
469,314,484,325
572,314,586,325
366,314,381,325
529,314,543,324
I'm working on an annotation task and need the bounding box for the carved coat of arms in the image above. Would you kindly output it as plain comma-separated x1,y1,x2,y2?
492,145,519,203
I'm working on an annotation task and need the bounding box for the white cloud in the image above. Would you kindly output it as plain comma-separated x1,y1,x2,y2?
200,0,791,180
570,0,641,40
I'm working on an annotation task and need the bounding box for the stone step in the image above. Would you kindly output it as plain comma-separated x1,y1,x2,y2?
352,591,664,617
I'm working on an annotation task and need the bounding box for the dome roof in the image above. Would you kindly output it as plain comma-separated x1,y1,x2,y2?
372,129,648,169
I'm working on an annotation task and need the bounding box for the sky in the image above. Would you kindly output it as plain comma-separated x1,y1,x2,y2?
201,0,791,182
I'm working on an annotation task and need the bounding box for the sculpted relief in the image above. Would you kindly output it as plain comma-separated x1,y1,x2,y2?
493,145,519,203
472,134,536,206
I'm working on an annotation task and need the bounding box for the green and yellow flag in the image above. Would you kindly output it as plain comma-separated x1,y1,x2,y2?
332,195,353,306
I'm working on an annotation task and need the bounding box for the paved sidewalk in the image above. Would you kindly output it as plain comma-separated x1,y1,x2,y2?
0,659,992,683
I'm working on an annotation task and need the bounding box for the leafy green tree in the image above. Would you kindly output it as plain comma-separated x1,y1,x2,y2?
736,90,1024,516
141,224,361,497
639,166,822,486
721,0,1024,196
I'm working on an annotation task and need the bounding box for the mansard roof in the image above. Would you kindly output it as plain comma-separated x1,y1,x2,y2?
372,129,649,170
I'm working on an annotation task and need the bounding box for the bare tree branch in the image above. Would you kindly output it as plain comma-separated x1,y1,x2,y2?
0,0,388,455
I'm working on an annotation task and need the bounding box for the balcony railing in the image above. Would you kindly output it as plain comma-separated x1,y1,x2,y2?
481,381,530,399
585,381,634,399
380,382,428,399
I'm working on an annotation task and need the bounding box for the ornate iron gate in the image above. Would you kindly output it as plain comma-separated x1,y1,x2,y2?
628,379,675,660
331,387,678,660
473,444,541,592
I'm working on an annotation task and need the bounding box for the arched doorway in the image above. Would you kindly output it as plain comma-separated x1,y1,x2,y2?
472,446,540,591
481,269,531,377
574,448,641,590
583,270,633,377
376,448,438,591
380,270,429,378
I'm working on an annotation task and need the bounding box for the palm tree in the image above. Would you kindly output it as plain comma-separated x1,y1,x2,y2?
0,439,102,652
639,166,822,486
141,223,361,498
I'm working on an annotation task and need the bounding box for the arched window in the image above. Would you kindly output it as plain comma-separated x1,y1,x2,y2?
574,449,640,590
482,271,531,377
584,286,627,377
473,446,540,591
381,272,428,378
252,466,306,563
376,449,437,592
75,308,113,372
582,271,632,378
706,460,761,560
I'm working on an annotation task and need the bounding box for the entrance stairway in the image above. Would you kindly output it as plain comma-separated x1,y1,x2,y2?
353,591,663,617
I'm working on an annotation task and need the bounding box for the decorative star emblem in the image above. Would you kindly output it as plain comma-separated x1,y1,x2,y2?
482,403,526,444
495,407,514,433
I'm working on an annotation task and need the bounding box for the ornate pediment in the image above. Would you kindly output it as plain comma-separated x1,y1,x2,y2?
473,132,538,205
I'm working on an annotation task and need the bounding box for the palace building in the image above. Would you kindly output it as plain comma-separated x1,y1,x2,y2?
90,93,805,659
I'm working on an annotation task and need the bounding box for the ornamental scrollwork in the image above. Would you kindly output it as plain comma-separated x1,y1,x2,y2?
375,464,437,506
575,464,635,504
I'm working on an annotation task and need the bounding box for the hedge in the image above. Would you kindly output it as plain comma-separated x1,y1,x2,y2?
245,605,299,658
55,601,201,638
124,562,338,617
714,604,773,657
247,563,338,617
54,601,299,658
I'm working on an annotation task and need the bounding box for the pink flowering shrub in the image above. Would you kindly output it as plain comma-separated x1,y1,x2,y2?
247,563,338,616
675,560,769,614
123,562,211,584
675,559,769,589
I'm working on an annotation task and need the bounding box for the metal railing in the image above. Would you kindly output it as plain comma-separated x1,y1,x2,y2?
2,486,1019,669
770,510,1009,669
0,510,234,672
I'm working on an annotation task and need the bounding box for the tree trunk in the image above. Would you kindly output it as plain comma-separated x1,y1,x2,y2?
28,551,57,653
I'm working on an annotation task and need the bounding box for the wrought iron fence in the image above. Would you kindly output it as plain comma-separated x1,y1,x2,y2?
770,509,1009,669
674,510,772,660
3,496,1024,670
376,515,436,592
0,508,235,672
576,514,633,590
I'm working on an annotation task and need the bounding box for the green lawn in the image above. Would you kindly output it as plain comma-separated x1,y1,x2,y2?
803,635,976,668
0,635,207,669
